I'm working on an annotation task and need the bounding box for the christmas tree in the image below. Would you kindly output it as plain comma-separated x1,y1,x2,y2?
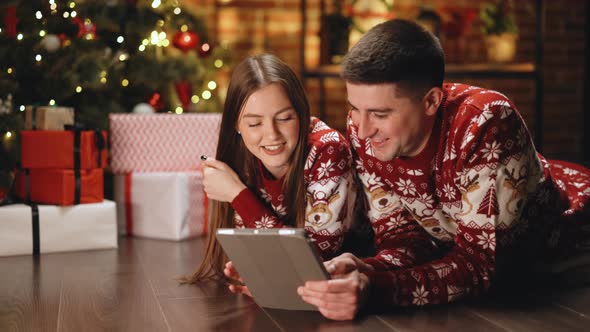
0,0,229,192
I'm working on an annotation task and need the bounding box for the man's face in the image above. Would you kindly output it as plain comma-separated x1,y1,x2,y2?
347,82,438,162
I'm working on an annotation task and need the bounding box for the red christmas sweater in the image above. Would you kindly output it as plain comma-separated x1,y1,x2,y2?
348,83,590,306
231,117,353,260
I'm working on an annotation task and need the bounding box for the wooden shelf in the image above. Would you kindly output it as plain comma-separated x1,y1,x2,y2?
303,62,536,80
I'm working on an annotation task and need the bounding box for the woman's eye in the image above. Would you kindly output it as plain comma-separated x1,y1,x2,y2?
277,116,293,122
373,113,388,119
248,123,261,127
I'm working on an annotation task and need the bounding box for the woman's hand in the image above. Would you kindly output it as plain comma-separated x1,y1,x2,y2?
224,261,252,297
201,157,247,202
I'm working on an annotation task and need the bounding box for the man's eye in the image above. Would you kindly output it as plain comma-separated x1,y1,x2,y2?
373,113,388,119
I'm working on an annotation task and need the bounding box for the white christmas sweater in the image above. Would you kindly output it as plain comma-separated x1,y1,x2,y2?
231,117,353,260
348,83,590,307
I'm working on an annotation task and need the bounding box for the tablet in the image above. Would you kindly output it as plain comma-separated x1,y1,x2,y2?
216,228,330,311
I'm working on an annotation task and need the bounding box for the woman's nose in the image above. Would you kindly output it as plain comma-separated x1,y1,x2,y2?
265,121,280,140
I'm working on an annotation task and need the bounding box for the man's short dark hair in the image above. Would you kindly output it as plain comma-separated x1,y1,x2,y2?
341,19,445,97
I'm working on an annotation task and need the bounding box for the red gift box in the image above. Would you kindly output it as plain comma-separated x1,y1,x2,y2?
15,168,104,206
21,130,108,169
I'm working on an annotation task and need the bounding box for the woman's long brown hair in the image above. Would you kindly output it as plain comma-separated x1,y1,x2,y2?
180,54,311,284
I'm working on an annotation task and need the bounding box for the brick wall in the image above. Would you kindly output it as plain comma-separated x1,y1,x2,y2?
184,0,586,161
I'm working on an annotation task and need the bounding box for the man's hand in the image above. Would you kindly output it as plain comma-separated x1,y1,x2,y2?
202,158,246,202
297,253,374,320
224,261,252,297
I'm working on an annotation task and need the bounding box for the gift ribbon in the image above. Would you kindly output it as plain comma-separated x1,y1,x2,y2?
124,173,133,235
1,171,41,256
73,129,81,205
31,106,38,130
30,203,40,256
64,124,106,169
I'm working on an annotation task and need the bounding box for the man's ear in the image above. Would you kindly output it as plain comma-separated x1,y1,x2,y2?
423,87,444,116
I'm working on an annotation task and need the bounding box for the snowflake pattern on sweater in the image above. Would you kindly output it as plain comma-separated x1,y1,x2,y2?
348,83,590,307
231,117,353,260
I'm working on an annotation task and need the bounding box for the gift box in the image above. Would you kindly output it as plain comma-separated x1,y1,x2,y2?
0,200,117,257
113,172,208,240
15,168,104,206
24,106,74,130
21,130,108,169
109,113,221,173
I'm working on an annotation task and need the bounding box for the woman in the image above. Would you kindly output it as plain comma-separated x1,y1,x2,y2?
182,54,353,292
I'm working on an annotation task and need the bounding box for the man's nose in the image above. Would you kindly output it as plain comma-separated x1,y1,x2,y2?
356,115,374,140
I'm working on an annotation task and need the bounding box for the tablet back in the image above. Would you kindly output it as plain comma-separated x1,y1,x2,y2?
216,228,329,311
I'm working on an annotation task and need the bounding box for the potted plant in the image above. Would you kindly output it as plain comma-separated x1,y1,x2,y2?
480,0,518,63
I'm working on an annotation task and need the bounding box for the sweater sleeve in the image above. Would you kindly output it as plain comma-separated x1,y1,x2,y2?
365,98,547,307
231,188,285,228
304,135,353,260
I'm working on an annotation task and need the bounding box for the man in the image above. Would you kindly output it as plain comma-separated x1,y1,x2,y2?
297,19,590,320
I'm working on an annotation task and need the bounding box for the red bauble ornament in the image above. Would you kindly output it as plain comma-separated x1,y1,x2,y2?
148,92,165,112
172,31,199,53
73,17,97,40
174,81,192,110
198,43,213,58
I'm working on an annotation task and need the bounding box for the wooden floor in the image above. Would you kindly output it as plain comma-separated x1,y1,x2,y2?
1,237,590,332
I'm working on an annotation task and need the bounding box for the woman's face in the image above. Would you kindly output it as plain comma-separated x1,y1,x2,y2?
237,83,300,179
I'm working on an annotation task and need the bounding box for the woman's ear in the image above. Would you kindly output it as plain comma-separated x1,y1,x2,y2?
423,87,444,116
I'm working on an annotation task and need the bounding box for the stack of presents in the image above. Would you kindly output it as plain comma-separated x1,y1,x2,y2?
0,106,220,257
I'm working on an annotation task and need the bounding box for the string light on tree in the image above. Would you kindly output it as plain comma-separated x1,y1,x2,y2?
152,0,161,9
175,106,183,114
75,86,82,93
49,99,56,106
198,43,212,57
